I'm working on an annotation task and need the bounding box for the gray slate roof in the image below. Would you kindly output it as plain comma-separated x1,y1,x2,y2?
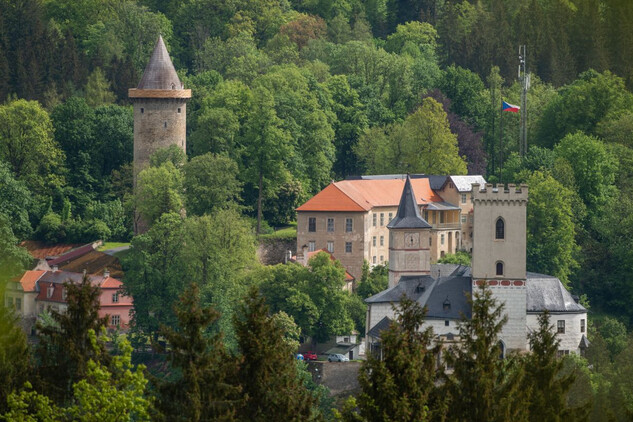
387,175,431,229
367,316,392,339
526,272,586,313
366,265,472,320
366,265,586,318
137,36,183,90
425,201,461,211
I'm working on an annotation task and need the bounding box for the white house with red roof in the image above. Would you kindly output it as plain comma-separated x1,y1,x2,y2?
5,268,133,332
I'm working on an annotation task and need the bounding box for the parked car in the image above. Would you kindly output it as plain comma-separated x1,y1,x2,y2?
328,353,349,362
304,351,318,361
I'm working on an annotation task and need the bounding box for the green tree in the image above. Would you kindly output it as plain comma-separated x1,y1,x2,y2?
444,285,526,422
437,251,472,266
0,161,33,239
356,98,467,175
135,162,184,227
183,153,242,216
343,296,443,422
0,215,33,285
355,262,388,300
524,312,589,421
234,286,318,421
123,212,187,342
84,67,115,107
0,99,64,195
526,171,578,287
36,274,110,404
154,283,242,421
241,86,291,234
0,300,31,414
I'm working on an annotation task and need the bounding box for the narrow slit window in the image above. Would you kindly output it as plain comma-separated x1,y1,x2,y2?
495,218,505,239
496,261,504,276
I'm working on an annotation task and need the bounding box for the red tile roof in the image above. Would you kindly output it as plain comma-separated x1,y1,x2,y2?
48,244,95,266
297,178,443,212
20,241,83,260
18,270,46,292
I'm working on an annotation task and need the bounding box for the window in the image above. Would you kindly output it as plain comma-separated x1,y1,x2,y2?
372,236,376,247
111,315,120,326
461,215,467,223
373,214,377,226
308,241,316,252
47,285,54,299
380,213,384,226
557,320,565,334
15,298,21,311
140,108,144,114
445,320,450,327
496,261,504,276
327,218,335,232
6,297,13,307
495,218,505,239
372,256,377,264
177,108,181,113
308,217,316,232
557,350,570,357
441,234,445,245
380,236,384,246
345,242,352,253
112,293,119,303
461,193,467,204
429,237,432,246
344,337,350,343
388,212,393,222
345,218,353,232
327,241,334,253
164,121,167,128
440,212,445,223
581,319,586,333
380,255,383,262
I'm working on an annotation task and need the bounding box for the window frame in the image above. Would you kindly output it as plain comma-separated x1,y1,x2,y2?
327,241,334,253
327,218,335,232
372,236,376,247
345,242,352,253
557,320,565,334
111,315,120,326
496,261,504,276
308,217,316,232
380,236,384,246
112,292,119,303
495,217,505,240
308,241,316,252
380,213,384,226
345,218,353,233
581,319,586,333
373,214,377,227
461,193,467,204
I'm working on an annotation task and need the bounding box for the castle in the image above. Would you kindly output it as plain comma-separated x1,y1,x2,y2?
365,176,588,355
129,36,190,233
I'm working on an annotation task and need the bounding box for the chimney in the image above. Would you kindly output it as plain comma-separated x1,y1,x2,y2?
104,268,110,278
52,265,58,272
302,244,309,266
285,250,292,264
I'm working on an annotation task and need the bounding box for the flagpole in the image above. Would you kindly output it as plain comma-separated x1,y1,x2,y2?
499,101,503,177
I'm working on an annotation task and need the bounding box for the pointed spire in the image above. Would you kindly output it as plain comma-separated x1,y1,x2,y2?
137,35,182,90
387,175,431,229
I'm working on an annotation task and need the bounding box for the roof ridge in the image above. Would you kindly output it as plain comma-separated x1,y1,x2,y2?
332,181,371,211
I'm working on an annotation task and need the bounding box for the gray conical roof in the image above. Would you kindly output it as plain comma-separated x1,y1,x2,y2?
387,175,431,229
137,36,182,90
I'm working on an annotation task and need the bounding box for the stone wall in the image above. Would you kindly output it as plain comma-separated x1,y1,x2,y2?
307,361,361,396
257,238,296,265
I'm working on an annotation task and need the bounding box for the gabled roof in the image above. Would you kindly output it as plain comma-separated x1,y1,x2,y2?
367,316,392,339
526,272,587,313
20,241,82,260
297,183,367,212
48,244,95,267
137,35,182,90
18,270,46,292
387,175,431,229
297,177,442,212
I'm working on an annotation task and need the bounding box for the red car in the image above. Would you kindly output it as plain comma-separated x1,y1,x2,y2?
304,351,318,361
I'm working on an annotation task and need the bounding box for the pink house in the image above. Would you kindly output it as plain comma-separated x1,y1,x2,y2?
6,269,133,331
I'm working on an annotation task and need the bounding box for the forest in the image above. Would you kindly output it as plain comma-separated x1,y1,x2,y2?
2,0,633,420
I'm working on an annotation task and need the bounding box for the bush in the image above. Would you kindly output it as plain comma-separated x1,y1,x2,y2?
37,212,64,243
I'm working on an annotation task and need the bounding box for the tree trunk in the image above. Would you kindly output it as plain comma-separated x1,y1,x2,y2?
257,171,263,235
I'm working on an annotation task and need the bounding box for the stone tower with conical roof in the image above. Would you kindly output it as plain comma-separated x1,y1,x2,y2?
387,175,432,288
129,35,191,185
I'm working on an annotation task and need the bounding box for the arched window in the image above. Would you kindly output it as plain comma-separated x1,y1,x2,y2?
495,218,505,239
496,261,504,276
498,340,506,359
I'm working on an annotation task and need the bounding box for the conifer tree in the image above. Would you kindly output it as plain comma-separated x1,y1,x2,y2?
36,274,109,404
444,284,527,422
524,312,591,422
0,301,31,414
234,286,319,421
343,296,444,422
154,283,242,422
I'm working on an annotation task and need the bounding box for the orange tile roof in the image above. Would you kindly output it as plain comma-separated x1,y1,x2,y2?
297,178,443,212
100,276,123,289
19,270,46,292
297,183,367,212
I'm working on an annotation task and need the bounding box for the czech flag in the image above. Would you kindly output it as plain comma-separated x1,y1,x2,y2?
502,101,520,113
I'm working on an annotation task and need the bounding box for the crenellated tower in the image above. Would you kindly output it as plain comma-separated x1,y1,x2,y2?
472,183,529,351
387,175,432,288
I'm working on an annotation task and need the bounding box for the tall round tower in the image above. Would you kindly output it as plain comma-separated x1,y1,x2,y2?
128,35,191,184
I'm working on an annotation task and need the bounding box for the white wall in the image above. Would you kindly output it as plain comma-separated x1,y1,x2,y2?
526,312,587,354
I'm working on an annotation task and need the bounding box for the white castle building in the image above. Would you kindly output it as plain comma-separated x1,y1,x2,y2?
365,175,588,356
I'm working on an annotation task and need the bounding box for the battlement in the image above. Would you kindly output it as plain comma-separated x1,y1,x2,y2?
471,183,528,203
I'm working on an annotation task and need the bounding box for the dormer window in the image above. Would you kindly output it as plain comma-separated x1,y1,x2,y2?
47,284,54,299
443,298,451,311
495,218,505,240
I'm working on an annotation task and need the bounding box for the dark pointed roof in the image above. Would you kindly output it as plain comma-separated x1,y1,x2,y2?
387,175,431,229
137,36,182,90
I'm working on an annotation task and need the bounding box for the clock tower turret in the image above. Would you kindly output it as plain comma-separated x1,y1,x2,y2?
387,176,432,288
